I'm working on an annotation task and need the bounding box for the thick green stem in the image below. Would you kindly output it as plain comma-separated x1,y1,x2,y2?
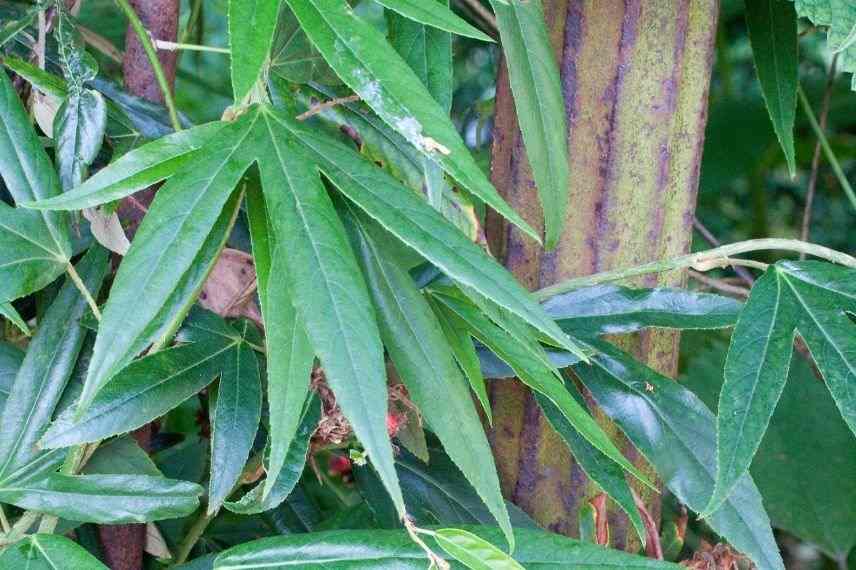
114,0,182,131
66,263,101,321
535,239,856,300
172,508,214,566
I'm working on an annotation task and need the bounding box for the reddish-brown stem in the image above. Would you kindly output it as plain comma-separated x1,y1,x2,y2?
800,54,838,254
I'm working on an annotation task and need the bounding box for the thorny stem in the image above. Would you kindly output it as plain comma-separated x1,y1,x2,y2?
801,55,838,253
535,239,856,300
404,520,450,570
797,84,856,211
114,0,182,131
66,262,101,321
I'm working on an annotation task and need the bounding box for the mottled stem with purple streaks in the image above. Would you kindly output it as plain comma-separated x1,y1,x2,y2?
486,0,718,550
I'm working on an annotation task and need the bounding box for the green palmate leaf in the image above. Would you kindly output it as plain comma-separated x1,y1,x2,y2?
54,89,107,191
270,8,337,85
0,302,29,335
0,343,23,412
430,298,491,420
213,526,683,569
209,337,262,513
40,337,235,449
745,0,798,176
256,111,403,515
0,71,70,302
576,340,784,570
488,0,568,248
25,122,225,211
431,291,652,490
434,528,524,570
229,0,282,102
0,247,108,486
77,111,259,410
544,285,744,336
247,183,315,501
284,0,538,241
0,473,202,523
708,260,856,515
535,387,646,547
264,108,583,358
344,209,512,547
0,534,108,570
375,0,492,42
789,0,856,90
225,397,321,515
682,333,856,560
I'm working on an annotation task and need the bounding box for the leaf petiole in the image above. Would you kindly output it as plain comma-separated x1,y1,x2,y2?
66,263,101,322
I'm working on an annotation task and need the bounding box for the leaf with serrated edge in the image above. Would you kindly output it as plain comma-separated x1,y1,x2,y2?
576,340,784,570
708,261,856,515
24,122,225,211
489,0,569,248
209,339,261,513
78,111,259,411
229,0,281,101
256,111,404,515
0,474,202,524
0,247,108,485
432,291,653,491
376,0,493,42
745,0,798,176
284,0,538,241
344,207,512,548
264,108,584,359
41,337,234,449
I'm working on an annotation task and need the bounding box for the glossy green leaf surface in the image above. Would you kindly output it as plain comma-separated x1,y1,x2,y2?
345,210,512,547
709,261,856,515
225,398,321,515
78,111,258,410
213,526,683,569
534,388,646,546
41,337,234,449
229,0,281,101
435,528,523,570
543,285,743,335
356,448,536,530
0,247,108,485
54,89,107,191
256,111,403,515
682,333,856,560
575,340,784,570
0,342,23,412
209,337,262,513
745,0,798,176
83,435,163,477
265,109,582,358
430,298,491,420
25,122,225,211
0,71,71,302
0,534,108,570
432,291,651,490
489,0,568,248
0,473,202,523
375,0,492,42
284,0,537,240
